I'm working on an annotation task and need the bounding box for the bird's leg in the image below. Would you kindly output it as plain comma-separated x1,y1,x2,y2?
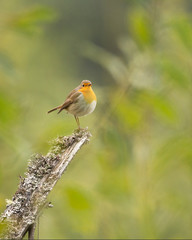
74,115,80,130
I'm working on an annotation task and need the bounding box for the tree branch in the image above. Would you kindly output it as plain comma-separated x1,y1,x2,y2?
0,129,91,239
28,223,36,240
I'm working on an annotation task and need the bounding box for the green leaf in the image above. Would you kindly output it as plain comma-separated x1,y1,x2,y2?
128,8,154,47
9,6,57,34
160,58,189,88
170,17,192,50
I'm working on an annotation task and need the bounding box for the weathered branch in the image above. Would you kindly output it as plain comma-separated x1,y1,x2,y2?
28,223,36,240
0,129,91,239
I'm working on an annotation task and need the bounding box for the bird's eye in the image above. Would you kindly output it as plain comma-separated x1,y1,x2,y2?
82,84,85,87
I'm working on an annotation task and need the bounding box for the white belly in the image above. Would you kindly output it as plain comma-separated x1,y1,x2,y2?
67,94,97,117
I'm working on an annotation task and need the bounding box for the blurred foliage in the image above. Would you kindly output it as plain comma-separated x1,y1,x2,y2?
9,6,57,35
1,0,192,239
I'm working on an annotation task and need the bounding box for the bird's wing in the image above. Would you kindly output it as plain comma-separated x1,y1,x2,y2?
69,90,82,103
57,90,82,114
66,85,81,99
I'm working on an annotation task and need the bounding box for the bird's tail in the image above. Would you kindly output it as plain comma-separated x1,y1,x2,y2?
47,106,60,114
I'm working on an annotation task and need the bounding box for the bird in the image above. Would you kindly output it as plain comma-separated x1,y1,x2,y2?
48,80,97,129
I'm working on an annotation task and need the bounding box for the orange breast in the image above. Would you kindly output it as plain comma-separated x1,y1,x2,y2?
78,87,97,104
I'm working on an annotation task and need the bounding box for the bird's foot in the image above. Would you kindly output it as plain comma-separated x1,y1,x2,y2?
74,126,88,133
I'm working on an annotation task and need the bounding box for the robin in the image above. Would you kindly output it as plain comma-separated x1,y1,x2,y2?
48,80,97,129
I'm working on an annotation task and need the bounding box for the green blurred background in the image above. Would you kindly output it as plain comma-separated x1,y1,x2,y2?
1,0,192,238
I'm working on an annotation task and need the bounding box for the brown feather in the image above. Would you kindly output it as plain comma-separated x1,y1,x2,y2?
48,84,82,114
47,107,60,114
57,99,73,114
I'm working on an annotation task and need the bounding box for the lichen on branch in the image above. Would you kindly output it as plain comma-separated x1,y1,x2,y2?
0,129,91,239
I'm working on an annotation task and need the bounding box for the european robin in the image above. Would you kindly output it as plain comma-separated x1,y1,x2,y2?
48,80,97,129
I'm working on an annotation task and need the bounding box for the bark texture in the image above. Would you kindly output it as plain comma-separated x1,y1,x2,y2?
0,129,91,239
